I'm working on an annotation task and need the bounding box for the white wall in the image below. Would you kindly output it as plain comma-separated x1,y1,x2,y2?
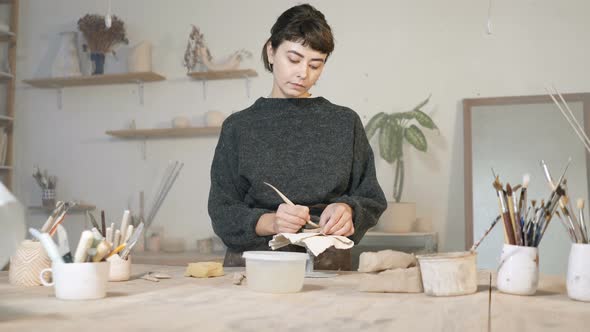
9,0,590,256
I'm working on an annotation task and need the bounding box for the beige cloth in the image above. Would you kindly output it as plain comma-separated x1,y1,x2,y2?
359,267,423,293
357,249,417,273
269,233,354,256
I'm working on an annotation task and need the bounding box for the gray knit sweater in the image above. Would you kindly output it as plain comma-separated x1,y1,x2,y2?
208,97,387,252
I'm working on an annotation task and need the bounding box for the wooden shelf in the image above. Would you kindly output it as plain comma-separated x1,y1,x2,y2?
0,115,13,122
0,0,14,4
106,126,221,139
23,71,166,88
132,250,225,266
28,204,96,213
0,72,13,82
187,69,257,80
0,166,12,171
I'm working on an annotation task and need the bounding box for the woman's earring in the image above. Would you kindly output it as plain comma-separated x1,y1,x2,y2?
269,63,273,70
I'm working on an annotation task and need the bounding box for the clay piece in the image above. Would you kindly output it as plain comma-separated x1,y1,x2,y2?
357,249,416,273
232,272,246,285
359,267,423,293
184,262,224,278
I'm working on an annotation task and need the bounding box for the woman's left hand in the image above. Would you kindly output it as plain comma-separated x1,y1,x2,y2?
319,203,354,236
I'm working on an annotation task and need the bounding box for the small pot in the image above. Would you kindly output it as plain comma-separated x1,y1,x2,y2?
242,251,307,293
497,244,539,296
417,251,478,296
567,243,590,302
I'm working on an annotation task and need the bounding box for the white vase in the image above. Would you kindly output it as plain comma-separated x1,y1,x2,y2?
128,41,152,72
51,31,82,77
375,202,416,233
497,244,539,295
567,243,590,302
0,182,26,270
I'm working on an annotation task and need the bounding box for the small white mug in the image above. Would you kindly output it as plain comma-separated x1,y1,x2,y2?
39,261,110,300
497,244,539,295
108,255,131,282
567,243,590,302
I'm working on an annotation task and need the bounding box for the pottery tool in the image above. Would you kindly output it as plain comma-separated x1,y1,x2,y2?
113,229,121,247
106,226,113,245
108,243,126,258
86,211,101,232
29,228,64,264
123,224,134,244
578,199,589,243
119,210,131,245
145,161,184,230
263,182,320,228
74,230,94,263
100,210,106,237
40,201,65,232
56,225,73,263
48,202,76,236
92,239,111,262
492,176,516,245
120,222,144,259
471,215,501,251
546,86,590,155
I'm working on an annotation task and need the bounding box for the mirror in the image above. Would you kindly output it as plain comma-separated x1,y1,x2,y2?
464,93,590,275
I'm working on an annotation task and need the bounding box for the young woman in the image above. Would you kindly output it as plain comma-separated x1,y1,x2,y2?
208,4,386,268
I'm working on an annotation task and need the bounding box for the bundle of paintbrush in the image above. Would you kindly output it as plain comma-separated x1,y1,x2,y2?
145,161,184,231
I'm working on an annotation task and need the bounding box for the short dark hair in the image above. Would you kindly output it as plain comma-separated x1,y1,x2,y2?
262,4,335,72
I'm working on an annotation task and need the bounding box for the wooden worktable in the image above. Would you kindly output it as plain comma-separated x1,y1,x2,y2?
0,265,587,331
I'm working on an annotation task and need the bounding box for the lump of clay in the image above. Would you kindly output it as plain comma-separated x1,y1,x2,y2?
359,267,423,293
184,262,224,278
357,249,416,273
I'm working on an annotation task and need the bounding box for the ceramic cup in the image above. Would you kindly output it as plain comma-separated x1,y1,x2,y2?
107,255,131,282
39,261,110,300
566,243,590,302
497,244,539,295
9,240,51,286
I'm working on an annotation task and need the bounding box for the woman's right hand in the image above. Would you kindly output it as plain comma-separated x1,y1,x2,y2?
273,203,310,233
255,204,310,236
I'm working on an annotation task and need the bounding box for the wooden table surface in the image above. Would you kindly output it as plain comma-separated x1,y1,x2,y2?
0,265,587,331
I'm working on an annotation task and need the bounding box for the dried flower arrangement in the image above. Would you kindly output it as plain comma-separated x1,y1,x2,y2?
183,25,251,73
78,14,129,54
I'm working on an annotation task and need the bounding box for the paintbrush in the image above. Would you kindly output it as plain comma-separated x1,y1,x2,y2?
506,184,522,245
493,176,516,245
555,210,577,243
518,174,530,226
471,215,501,251
546,86,590,154
578,199,589,243
263,182,320,228
101,210,106,237
537,186,566,246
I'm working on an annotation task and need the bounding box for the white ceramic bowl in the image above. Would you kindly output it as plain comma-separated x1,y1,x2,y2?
242,251,308,293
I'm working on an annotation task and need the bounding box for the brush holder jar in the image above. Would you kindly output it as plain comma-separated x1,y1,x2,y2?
497,244,539,295
41,189,56,207
107,254,131,282
566,243,590,302
9,240,51,286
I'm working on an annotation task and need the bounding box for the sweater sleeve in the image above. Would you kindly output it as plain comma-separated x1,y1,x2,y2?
329,113,387,244
207,120,270,252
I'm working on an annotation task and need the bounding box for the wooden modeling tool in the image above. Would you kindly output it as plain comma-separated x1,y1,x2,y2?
263,182,320,228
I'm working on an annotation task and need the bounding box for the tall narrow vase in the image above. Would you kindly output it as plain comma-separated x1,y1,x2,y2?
51,31,82,77
91,52,106,75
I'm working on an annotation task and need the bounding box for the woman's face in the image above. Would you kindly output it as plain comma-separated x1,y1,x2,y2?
267,40,327,98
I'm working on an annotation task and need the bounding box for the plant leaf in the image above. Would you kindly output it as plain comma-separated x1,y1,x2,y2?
413,109,438,129
364,112,387,140
379,117,395,163
405,125,427,152
390,121,404,160
412,94,431,111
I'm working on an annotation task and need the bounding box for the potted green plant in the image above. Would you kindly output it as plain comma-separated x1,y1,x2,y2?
365,95,438,232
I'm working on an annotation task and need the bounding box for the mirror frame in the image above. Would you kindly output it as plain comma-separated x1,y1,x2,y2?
463,93,590,249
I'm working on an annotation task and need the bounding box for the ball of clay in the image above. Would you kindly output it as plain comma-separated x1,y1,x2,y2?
172,116,191,128
204,111,226,127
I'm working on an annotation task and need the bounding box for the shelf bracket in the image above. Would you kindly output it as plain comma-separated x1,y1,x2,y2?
202,80,208,100
141,139,147,160
136,80,145,105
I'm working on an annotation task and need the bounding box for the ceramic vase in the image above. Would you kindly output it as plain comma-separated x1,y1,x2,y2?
375,202,416,233
91,52,106,75
567,243,590,302
497,244,539,295
128,41,152,72
9,240,51,286
51,31,82,77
